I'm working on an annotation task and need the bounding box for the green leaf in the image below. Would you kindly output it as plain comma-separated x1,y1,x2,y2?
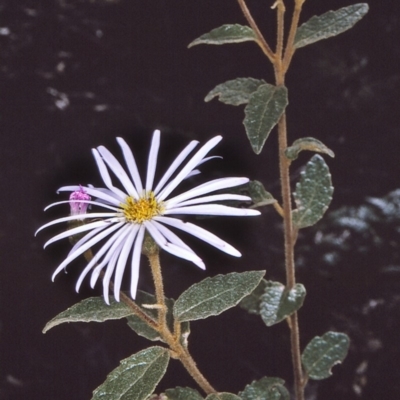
206,394,241,400
247,181,276,208
173,271,265,322
239,377,290,400
243,84,288,154
43,296,133,333
127,291,189,343
292,154,334,229
165,387,204,400
239,279,268,315
205,78,266,106
91,346,170,400
285,137,334,161
294,3,369,49
188,24,256,48
302,332,350,380
260,281,306,327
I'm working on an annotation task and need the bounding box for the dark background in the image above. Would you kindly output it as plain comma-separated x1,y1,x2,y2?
1,0,400,399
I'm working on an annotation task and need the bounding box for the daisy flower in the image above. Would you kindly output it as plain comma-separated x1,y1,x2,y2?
37,130,260,304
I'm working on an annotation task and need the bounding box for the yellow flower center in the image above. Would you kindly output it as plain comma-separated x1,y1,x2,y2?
121,192,163,224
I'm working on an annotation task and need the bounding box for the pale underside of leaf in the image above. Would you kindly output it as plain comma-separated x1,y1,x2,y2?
285,137,335,161
294,3,369,49
188,24,256,48
205,77,266,106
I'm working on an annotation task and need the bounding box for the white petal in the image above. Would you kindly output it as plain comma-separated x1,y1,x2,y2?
184,169,201,179
97,145,138,197
164,204,261,216
92,149,129,199
157,136,222,201
113,225,139,302
89,224,132,289
102,244,122,304
44,219,118,248
74,223,129,291
145,130,160,192
153,140,199,195
44,200,119,212
68,225,107,257
144,221,205,269
151,220,192,252
171,194,252,208
58,186,122,206
35,213,120,236
130,225,145,299
116,137,143,195
196,155,222,166
165,177,249,208
52,222,124,280
154,216,241,257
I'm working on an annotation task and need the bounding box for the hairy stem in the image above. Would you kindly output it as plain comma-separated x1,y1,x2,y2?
146,251,216,395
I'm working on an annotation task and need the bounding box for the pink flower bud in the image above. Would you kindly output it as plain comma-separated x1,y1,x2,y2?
69,186,91,216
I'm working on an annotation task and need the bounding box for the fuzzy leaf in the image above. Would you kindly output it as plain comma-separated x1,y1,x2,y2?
43,296,133,333
285,137,335,161
188,24,256,48
127,291,189,343
165,387,203,400
239,279,268,315
173,271,265,322
292,154,334,229
239,377,290,400
243,84,288,154
260,281,306,326
206,394,241,400
91,346,169,400
205,78,266,106
302,332,350,380
294,4,369,49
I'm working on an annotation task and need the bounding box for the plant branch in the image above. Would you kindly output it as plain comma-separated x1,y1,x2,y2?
283,0,305,72
237,0,276,63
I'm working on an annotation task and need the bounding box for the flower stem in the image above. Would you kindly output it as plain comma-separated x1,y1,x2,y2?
146,250,216,395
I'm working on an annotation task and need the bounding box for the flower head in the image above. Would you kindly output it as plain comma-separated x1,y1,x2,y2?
37,130,260,303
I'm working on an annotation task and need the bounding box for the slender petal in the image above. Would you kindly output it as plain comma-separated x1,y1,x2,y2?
51,222,123,280
165,204,261,216
88,224,132,289
97,146,138,197
171,194,252,208
144,221,205,269
116,137,143,195
153,140,198,195
92,149,129,199
145,130,160,192
157,135,222,201
154,216,241,256
165,177,250,208
44,219,116,249
129,225,145,299
44,200,119,212
102,245,122,304
36,213,120,236
74,223,129,292
58,186,121,206
113,225,139,302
